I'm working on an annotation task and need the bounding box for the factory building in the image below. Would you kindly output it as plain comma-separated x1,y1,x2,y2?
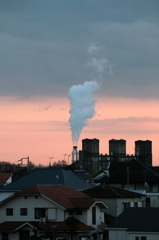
77,138,152,174
135,140,152,166
109,139,126,162
79,139,99,174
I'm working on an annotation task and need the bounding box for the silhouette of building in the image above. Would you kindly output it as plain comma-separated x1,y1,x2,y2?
78,138,152,174
135,140,152,166
109,139,126,162
79,138,99,174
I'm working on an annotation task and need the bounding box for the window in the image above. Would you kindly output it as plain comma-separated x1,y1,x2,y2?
20,208,27,216
134,202,138,207
146,197,150,207
6,208,13,216
92,207,96,225
135,237,139,240
2,233,9,240
123,202,130,211
69,210,73,215
35,196,38,199
35,208,46,219
48,208,57,220
76,210,82,215
141,237,146,240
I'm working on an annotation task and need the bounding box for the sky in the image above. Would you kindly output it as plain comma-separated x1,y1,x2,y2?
0,0,159,166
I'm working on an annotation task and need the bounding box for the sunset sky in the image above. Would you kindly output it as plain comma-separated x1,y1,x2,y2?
0,1,159,166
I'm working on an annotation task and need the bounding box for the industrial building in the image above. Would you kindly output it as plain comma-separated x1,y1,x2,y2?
76,138,152,174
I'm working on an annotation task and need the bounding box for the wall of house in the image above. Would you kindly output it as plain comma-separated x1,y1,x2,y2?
127,232,159,240
97,197,144,217
0,195,65,223
145,193,159,207
65,203,104,230
102,198,117,217
87,204,104,230
108,229,127,240
108,230,159,240
65,208,88,224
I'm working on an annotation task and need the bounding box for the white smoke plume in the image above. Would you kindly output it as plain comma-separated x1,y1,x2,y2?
68,81,100,144
86,43,113,79
68,43,109,145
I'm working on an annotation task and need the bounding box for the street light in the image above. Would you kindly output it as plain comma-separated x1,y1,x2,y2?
63,154,67,161
66,154,71,164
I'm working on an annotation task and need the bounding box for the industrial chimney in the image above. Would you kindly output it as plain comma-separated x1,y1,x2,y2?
72,146,79,163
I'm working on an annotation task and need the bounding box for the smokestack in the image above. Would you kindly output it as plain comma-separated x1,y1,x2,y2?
72,146,79,163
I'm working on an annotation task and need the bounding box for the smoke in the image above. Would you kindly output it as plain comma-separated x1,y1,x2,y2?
68,81,100,144
86,43,113,79
68,43,109,145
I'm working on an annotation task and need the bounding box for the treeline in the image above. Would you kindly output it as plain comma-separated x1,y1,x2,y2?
0,160,77,181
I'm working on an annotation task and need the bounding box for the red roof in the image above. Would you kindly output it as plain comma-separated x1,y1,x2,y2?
0,219,95,232
0,173,12,185
16,185,99,209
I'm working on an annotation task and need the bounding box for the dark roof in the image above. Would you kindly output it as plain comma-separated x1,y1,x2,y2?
0,218,95,232
83,184,145,198
149,166,159,175
0,168,94,191
108,207,159,232
3,185,106,210
96,159,159,184
72,170,89,181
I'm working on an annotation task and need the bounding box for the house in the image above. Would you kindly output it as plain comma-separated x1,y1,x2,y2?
107,207,159,240
0,168,94,202
0,185,108,240
83,184,145,217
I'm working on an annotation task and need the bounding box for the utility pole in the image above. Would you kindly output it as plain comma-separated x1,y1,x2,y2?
66,154,71,164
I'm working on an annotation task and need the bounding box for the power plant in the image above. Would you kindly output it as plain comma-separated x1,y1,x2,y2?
75,138,153,174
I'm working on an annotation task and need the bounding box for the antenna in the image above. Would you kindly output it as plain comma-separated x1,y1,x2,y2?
17,156,30,172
